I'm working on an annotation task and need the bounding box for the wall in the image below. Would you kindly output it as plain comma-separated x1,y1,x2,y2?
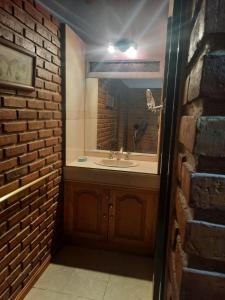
96,79,118,150
65,25,85,163
126,89,161,153
0,1,62,298
84,78,98,151
166,1,225,299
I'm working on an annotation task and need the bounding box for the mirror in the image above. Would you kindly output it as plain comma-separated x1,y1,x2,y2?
85,78,162,155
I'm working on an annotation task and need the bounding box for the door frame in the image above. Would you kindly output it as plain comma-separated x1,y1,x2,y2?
153,0,185,299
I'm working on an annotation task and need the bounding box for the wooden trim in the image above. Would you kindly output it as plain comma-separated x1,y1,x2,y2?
15,254,51,300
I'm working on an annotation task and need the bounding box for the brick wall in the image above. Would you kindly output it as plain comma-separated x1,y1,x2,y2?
126,88,161,153
166,1,225,299
97,79,161,153
97,79,118,150
0,1,63,299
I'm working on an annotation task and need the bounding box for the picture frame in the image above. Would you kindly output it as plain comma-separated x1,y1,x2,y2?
0,37,36,91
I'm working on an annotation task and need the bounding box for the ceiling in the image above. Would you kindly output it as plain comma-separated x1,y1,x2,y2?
38,0,169,63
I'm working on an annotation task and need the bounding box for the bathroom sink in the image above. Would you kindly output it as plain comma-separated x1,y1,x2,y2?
96,159,138,168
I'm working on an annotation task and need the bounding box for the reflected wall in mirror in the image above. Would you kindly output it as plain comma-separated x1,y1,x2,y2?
85,78,162,155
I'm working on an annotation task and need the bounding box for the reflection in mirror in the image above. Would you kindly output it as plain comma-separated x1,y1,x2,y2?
85,78,162,155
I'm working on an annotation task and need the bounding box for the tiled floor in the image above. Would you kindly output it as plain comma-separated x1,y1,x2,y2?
25,246,154,300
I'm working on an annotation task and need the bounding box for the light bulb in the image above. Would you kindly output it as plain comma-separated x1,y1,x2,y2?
107,44,115,54
125,46,137,58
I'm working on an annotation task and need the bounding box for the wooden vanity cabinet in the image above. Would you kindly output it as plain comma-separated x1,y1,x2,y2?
64,181,158,255
64,182,109,242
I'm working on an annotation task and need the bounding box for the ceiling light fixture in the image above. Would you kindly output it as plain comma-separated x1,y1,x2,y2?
107,44,115,54
107,39,138,57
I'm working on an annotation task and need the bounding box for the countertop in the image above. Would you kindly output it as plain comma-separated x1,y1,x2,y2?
64,156,160,190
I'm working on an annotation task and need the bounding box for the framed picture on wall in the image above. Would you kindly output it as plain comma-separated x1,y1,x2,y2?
0,38,36,90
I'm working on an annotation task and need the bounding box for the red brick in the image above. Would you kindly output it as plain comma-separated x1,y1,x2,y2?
1,97,26,108
31,212,46,230
181,162,193,203
9,226,30,250
53,128,62,136
53,111,61,119
0,267,9,285
0,134,17,146
0,180,19,197
28,120,45,130
0,9,23,34
45,137,58,147
9,245,29,273
45,101,58,110
14,35,35,52
38,111,52,119
45,61,59,74
36,23,51,41
22,227,39,248
179,116,197,153
27,99,45,110
44,40,58,55
39,129,53,138
19,131,37,142
36,46,52,62
35,3,51,19
53,144,62,152
0,224,20,248
24,1,42,23
0,109,17,120
17,89,36,98
36,68,52,81
3,122,27,133
0,158,17,173
43,18,58,35
18,110,37,120
28,140,45,151
44,82,58,92
45,120,58,128
39,147,53,158
29,159,45,172
22,244,40,268
52,55,61,66
52,74,61,84
21,209,39,229
21,171,39,185
52,93,62,102
46,153,58,164
6,166,28,182
0,23,14,41
4,144,27,158
24,27,43,46
35,78,45,89
0,244,21,270
0,0,13,13
8,207,30,228
37,90,52,100
19,151,38,165
51,35,60,48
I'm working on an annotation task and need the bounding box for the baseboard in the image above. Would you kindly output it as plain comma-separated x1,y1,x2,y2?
15,254,51,300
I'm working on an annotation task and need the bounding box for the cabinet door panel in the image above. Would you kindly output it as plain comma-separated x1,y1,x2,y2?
64,182,108,242
109,188,158,254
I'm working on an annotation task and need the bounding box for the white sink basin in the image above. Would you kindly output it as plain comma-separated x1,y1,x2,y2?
95,159,138,168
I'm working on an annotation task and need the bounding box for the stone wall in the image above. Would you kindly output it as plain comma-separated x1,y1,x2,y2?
166,1,225,299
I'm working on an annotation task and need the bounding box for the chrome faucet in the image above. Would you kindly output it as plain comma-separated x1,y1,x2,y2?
116,147,123,160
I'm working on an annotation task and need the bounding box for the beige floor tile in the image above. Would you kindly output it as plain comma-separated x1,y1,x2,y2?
34,263,75,292
103,275,153,300
63,269,108,299
24,287,89,300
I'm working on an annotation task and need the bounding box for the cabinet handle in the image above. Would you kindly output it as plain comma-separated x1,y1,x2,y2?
103,214,107,219
109,204,113,209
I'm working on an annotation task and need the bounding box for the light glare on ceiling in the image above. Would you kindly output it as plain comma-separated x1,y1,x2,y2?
125,46,137,58
107,44,115,54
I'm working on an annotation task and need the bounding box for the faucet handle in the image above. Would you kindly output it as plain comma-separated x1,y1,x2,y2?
124,152,131,160
108,150,114,159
